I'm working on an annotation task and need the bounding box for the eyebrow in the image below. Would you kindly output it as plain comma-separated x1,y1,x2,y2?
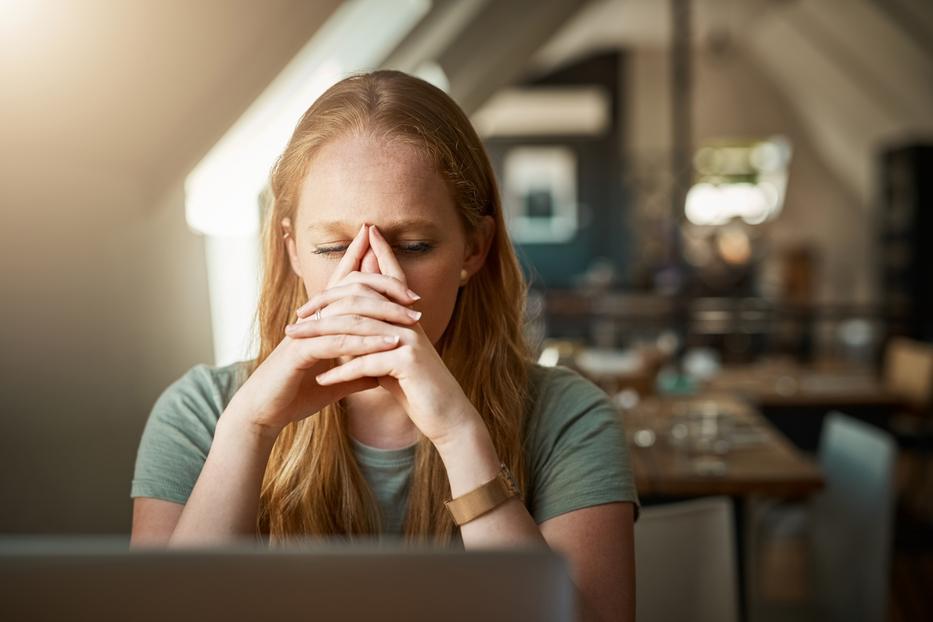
306,219,442,237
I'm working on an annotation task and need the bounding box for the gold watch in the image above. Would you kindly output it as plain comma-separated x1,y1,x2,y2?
444,463,520,526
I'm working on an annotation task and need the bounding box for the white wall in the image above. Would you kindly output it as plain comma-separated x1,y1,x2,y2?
0,159,213,533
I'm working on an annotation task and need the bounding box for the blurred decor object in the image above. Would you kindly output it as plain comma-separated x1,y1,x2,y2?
879,144,933,342
655,364,699,396
752,413,896,622
883,337,933,410
668,400,735,476
536,339,584,369
634,497,738,622
883,337,933,521
685,136,792,227
502,146,578,243
472,86,610,137
779,244,815,306
682,347,721,383
574,347,657,397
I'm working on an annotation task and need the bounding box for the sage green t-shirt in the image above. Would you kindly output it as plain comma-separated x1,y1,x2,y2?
131,361,639,531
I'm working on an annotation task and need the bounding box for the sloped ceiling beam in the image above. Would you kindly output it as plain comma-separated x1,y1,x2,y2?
381,0,493,73
745,0,933,208
384,0,588,116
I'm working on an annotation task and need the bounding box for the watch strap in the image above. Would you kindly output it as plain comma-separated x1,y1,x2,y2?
444,463,519,526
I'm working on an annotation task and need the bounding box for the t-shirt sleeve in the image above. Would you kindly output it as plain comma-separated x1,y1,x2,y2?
130,364,226,505
525,365,640,524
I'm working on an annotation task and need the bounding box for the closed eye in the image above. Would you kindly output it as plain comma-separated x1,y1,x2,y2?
311,242,434,257
311,245,349,256
396,242,434,255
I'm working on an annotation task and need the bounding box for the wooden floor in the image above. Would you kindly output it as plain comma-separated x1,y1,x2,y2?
889,506,933,622
890,551,933,622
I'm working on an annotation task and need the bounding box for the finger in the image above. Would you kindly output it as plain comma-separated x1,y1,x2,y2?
360,247,379,275
296,274,420,318
368,225,407,284
292,333,401,364
319,376,380,400
286,314,414,341
315,348,402,386
326,224,370,288
300,295,422,325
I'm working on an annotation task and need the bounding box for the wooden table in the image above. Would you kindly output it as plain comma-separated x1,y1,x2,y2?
624,394,824,499
706,361,903,409
705,360,906,452
624,393,825,622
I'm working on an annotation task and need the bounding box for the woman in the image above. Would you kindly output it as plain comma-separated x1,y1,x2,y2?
131,70,638,620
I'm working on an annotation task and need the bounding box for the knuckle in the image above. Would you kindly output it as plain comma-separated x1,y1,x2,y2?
398,344,416,364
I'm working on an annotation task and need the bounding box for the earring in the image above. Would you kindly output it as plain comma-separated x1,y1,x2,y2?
459,268,469,286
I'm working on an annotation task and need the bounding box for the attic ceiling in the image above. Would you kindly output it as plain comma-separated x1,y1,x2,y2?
2,0,930,209
533,0,933,207
0,0,341,199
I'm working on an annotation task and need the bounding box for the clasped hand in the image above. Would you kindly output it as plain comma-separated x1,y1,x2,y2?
281,224,481,447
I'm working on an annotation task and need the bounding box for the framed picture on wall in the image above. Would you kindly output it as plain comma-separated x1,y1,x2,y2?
502,146,578,243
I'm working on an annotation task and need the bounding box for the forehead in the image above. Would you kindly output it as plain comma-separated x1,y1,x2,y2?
296,132,458,235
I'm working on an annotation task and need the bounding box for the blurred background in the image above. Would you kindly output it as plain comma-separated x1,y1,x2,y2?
1,0,931,620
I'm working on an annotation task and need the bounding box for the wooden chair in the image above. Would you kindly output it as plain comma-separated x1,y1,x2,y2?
883,337,933,410
884,337,933,518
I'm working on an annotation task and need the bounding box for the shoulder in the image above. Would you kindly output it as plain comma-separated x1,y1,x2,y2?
150,359,251,433
132,360,250,504
522,363,638,523
525,365,625,461
525,363,617,434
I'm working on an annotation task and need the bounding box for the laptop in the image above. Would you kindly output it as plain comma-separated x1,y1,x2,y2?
0,537,574,621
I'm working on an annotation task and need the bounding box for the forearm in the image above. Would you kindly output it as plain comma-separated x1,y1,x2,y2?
169,400,279,546
436,420,607,622
436,422,545,548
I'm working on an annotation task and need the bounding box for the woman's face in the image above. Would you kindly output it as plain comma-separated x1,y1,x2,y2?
282,132,492,346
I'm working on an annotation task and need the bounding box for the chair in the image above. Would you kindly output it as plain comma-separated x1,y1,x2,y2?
752,412,897,622
635,496,738,622
883,338,933,518
883,337,933,408
810,412,897,622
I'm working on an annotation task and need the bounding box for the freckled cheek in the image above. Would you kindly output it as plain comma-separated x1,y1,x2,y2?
298,263,333,298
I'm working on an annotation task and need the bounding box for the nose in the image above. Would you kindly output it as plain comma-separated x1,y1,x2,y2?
360,248,379,274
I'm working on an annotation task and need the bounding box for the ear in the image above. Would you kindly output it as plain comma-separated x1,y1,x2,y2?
461,215,495,280
281,217,302,278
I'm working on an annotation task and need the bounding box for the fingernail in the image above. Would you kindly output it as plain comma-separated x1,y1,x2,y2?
383,335,400,344
407,310,422,321
370,225,382,239
407,289,421,301
285,323,296,332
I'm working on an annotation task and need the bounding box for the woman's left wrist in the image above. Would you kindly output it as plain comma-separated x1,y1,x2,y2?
433,414,501,498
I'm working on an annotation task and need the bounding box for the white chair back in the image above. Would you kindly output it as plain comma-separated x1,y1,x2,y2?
634,496,738,622
810,412,897,622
